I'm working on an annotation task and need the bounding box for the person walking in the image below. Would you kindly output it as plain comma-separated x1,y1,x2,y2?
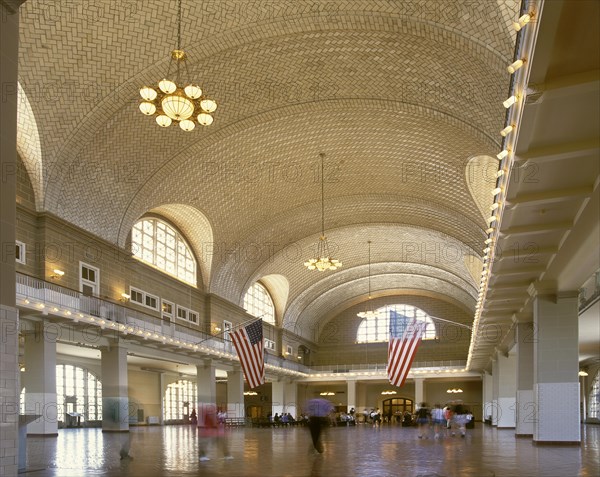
305,398,334,454
197,404,233,462
416,402,431,439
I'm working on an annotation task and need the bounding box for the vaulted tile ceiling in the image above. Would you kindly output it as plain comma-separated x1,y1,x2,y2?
17,1,525,362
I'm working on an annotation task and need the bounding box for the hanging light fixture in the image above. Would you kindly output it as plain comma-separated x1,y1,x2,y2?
139,0,217,131
304,153,342,272
357,241,379,318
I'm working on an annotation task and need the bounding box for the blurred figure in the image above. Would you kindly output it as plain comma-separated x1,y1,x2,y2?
119,432,133,460
416,402,431,439
431,404,445,439
306,398,333,454
198,405,233,462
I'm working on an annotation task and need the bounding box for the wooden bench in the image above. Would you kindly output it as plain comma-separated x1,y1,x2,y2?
224,417,246,427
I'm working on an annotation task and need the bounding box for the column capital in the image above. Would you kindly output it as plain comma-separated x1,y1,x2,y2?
527,280,558,298
511,311,533,324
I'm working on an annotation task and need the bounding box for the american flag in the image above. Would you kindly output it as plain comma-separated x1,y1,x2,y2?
387,311,427,387
230,319,265,389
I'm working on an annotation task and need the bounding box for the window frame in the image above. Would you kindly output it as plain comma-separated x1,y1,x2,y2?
176,305,199,325
16,240,26,264
356,304,437,344
79,261,100,296
243,282,276,325
264,338,276,351
129,286,160,312
131,217,197,286
161,299,174,322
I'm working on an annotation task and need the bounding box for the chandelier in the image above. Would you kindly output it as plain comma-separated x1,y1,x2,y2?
304,153,342,272
357,240,379,318
138,0,217,131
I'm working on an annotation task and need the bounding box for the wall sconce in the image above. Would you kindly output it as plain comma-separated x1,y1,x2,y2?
446,388,463,393
244,391,258,396
214,326,222,333
50,269,65,279
297,355,302,360
120,293,130,302
578,371,589,377
381,390,397,395
319,392,335,396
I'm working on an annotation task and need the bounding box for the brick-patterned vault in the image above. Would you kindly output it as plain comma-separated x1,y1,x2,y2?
16,1,521,358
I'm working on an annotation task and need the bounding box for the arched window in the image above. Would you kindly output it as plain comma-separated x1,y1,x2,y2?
56,364,102,424
589,371,600,420
356,304,436,343
164,380,197,422
243,282,275,325
131,217,197,286
382,397,414,421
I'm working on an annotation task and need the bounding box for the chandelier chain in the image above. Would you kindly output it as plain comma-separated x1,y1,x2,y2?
177,0,182,51
320,153,325,237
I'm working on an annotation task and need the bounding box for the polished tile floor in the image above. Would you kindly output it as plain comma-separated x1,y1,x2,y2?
25,423,600,477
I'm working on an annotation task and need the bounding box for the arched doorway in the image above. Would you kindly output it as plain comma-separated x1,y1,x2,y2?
382,397,414,424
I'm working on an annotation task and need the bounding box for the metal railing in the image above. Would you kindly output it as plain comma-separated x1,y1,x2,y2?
308,360,467,374
15,273,307,374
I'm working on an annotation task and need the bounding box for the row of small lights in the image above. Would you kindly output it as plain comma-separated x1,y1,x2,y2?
20,297,308,378
311,368,467,378
467,9,537,370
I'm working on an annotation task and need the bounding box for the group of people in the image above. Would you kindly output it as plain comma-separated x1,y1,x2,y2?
415,402,473,439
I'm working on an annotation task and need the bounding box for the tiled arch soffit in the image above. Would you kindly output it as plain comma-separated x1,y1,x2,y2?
286,272,476,341
16,82,43,210
23,6,516,214
114,102,492,253
215,202,485,300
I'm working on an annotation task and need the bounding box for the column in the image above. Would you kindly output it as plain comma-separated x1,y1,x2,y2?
347,380,357,413
482,371,493,423
496,351,517,428
515,320,534,436
22,324,58,435
491,355,499,425
271,381,284,417
284,381,297,418
0,1,24,475
101,343,129,432
196,360,216,426
226,367,244,419
414,378,425,405
532,287,580,444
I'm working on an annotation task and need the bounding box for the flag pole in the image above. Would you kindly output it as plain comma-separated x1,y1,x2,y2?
194,315,264,345
428,315,472,330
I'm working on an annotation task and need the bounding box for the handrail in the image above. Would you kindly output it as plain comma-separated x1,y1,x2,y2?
15,272,307,374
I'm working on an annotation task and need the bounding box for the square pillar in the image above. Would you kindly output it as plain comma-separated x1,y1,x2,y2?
101,343,129,432
347,380,357,413
516,320,534,436
491,356,500,426
226,367,244,419
22,324,58,435
497,352,517,428
271,381,284,417
414,378,425,405
0,1,23,475
196,360,216,426
532,289,580,444
284,382,297,418
482,371,493,423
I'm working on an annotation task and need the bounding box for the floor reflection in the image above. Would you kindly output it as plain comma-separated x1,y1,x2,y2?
25,424,600,476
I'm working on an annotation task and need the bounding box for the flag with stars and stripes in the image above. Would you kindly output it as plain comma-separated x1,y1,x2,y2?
387,311,427,388
230,319,265,389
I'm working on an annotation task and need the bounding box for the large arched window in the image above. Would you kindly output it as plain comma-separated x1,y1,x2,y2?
131,217,197,286
243,282,275,325
56,364,103,424
164,380,197,421
356,304,436,343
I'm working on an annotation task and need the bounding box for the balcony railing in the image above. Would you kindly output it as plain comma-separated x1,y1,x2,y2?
16,273,309,376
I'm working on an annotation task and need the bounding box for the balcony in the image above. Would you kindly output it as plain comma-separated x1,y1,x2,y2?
16,273,308,378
